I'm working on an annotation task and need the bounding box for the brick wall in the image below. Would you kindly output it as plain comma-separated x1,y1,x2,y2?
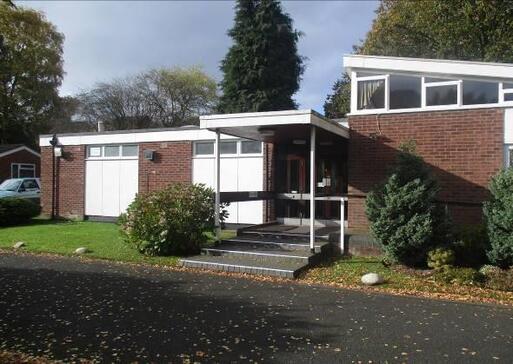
0,149,40,182
138,141,192,194
348,108,504,228
41,145,85,219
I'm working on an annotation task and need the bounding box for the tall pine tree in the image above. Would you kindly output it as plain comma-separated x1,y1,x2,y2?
219,0,304,113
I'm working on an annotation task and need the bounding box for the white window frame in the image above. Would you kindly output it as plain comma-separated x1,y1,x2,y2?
86,144,139,160
423,78,461,109
353,72,388,112
11,163,36,178
500,82,513,104
350,69,513,115
193,140,263,159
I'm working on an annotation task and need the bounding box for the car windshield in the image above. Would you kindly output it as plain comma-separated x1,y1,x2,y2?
0,179,22,192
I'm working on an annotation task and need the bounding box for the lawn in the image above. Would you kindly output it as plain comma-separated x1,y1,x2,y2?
0,219,235,267
302,256,513,306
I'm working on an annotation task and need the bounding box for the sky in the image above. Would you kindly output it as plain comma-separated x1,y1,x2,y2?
20,0,378,114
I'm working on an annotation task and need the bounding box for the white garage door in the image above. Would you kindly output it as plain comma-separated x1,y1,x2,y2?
192,140,264,225
85,144,139,217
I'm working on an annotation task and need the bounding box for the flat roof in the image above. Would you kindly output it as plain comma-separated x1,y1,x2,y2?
200,109,349,141
344,54,513,81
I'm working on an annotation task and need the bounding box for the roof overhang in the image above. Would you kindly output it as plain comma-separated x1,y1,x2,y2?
0,145,40,158
200,109,349,143
344,54,513,82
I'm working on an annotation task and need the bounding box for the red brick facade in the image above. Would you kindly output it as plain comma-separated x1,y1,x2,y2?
0,149,40,182
41,141,193,219
347,108,504,228
41,145,85,219
138,141,192,194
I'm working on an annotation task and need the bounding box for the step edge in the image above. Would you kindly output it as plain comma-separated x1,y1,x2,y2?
202,248,310,260
180,259,302,273
224,238,325,247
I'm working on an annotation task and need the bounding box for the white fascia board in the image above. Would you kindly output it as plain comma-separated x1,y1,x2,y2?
0,146,41,158
344,55,513,81
39,129,238,147
200,109,313,129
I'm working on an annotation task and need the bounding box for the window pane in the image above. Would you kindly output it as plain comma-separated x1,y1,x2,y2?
19,167,35,178
505,93,513,102
463,80,498,105
220,141,237,154
11,164,19,178
390,75,421,109
195,142,214,155
241,140,262,154
357,79,385,110
104,146,120,157
509,148,513,168
122,145,138,157
504,83,513,90
426,84,458,106
21,179,38,189
88,146,102,158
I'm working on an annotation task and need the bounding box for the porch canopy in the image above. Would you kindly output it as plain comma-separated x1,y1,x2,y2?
199,109,349,253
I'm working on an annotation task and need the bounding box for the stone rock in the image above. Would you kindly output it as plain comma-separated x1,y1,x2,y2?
74,247,89,254
13,241,25,249
361,272,384,286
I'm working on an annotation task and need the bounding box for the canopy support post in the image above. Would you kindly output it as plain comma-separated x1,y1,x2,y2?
309,125,316,253
214,129,221,243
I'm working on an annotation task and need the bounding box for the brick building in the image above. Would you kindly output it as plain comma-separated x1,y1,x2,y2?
39,56,513,234
0,145,40,183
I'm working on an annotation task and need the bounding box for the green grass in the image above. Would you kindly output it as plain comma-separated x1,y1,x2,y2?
0,218,235,267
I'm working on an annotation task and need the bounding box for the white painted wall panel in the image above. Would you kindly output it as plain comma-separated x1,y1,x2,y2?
85,161,103,216
85,159,139,217
504,109,513,144
102,161,121,217
192,156,263,225
119,160,139,214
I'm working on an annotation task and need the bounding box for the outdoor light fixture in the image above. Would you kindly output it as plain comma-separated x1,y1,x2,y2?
293,139,306,145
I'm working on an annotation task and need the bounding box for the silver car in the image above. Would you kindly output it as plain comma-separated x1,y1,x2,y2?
0,178,41,201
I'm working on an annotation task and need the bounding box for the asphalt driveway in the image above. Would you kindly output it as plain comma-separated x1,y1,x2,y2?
0,252,512,363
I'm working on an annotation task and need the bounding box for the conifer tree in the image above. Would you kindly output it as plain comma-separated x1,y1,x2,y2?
219,0,304,113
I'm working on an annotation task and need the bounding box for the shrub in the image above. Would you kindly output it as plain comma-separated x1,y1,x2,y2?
483,168,513,268
479,264,502,275
0,198,41,226
434,266,484,286
452,224,490,268
427,247,455,271
483,268,513,292
365,141,452,266
119,183,226,256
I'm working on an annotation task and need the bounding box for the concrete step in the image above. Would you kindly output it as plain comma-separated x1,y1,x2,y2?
202,242,313,263
224,236,329,253
179,254,308,278
241,229,331,242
